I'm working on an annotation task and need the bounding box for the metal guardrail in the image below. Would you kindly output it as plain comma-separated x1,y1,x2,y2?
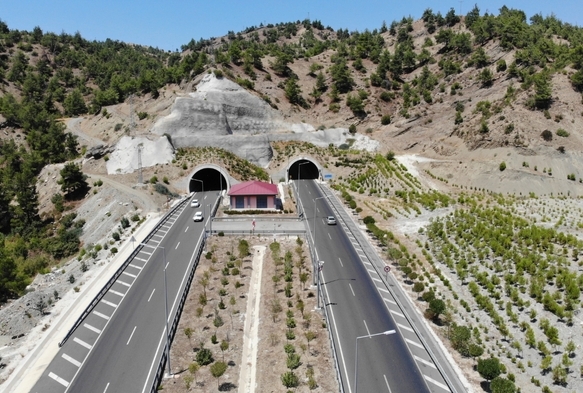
149,233,206,393
317,183,460,393
212,216,301,222
59,196,190,347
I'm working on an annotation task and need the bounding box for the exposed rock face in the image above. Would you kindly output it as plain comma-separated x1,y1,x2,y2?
106,136,174,175
151,73,378,167
84,144,113,159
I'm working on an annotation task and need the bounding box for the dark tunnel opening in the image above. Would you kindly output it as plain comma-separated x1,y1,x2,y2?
189,168,228,193
288,160,319,180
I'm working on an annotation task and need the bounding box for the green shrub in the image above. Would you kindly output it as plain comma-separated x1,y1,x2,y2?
381,114,391,125
499,162,506,171
556,128,569,137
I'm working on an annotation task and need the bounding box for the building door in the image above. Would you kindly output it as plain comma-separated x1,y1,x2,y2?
257,195,267,209
236,196,244,209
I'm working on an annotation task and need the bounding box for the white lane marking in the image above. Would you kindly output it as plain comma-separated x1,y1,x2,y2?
414,355,437,369
134,257,147,262
73,337,92,349
62,353,82,367
117,280,131,287
378,287,390,294
184,226,189,232
372,277,382,283
363,261,372,266
140,251,152,256
94,311,110,320
103,382,110,393
110,289,125,297
384,297,397,305
390,309,405,318
338,257,344,267
129,264,143,270
102,299,118,308
127,326,137,345
49,372,69,387
328,233,332,240
175,242,180,250
363,320,371,336
148,288,156,302
123,271,137,278
384,374,393,393
367,269,376,274
424,375,451,391
405,338,424,349
165,262,169,270
397,323,413,332
348,283,356,297
141,243,157,249
84,323,102,334
152,233,163,237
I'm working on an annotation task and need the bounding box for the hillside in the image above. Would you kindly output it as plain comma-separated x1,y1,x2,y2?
1,6,583,393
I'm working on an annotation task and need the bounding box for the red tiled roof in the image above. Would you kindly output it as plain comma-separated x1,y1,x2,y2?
228,180,278,196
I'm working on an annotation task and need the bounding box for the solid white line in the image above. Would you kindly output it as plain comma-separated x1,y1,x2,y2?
148,288,156,302
103,382,110,393
73,337,92,349
424,375,451,391
129,264,142,270
390,309,405,318
383,375,393,393
117,280,131,287
84,323,101,334
123,271,137,278
93,311,110,320
397,323,413,332
175,242,180,250
338,257,344,267
49,372,69,387
414,355,437,369
184,226,189,232
102,299,118,308
348,283,356,297
110,289,125,297
127,326,137,345
62,353,82,367
363,320,371,336
328,233,331,240
405,338,424,349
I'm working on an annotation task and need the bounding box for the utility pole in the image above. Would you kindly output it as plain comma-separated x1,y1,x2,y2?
137,143,143,184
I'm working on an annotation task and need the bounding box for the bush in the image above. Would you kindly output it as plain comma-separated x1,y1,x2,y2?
381,114,391,125
112,232,120,241
477,357,502,381
149,176,158,184
541,130,553,141
499,162,506,171
348,124,357,134
363,216,375,225
556,128,569,137
196,347,213,365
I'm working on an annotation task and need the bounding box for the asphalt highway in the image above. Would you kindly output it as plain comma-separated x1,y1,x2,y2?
297,180,440,393
31,192,217,393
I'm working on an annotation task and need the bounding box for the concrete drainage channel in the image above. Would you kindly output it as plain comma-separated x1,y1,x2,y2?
317,183,468,393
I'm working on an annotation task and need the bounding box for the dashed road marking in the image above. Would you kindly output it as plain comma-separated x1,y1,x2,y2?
397,323,413,332
414,355,437,369
349,283,356,296
175,242,180,249
49,372,69,387
93,311,110,320
73,337,92,349
390,309,405,318
84,323,101,334
62,353,81,367
405,338,424,349
424,375,451,392
148,288,156,302
102,299,118,308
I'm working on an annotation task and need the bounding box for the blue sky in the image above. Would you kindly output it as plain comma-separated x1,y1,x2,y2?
1,1,582,51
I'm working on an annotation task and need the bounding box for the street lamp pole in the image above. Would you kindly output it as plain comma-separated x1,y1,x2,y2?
354,330,396,393
140,243,171,376
193,179,204,193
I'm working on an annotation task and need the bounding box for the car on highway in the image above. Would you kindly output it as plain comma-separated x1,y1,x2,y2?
326,216,337,225
193,211,204,222
190,199,200,208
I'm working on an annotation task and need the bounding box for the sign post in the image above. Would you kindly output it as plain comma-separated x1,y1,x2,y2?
384,265,391,281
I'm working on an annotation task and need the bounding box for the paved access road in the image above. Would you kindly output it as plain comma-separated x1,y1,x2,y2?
297,180,458,393
31,192,217,393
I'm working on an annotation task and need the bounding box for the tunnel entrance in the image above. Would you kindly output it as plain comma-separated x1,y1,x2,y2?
189,168,228,193
288,159,319,181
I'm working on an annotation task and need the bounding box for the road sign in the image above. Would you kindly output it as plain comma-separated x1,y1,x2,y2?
384,265,391,273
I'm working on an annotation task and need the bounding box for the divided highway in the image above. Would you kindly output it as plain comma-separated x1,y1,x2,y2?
297,179,460,393
31,192,217,393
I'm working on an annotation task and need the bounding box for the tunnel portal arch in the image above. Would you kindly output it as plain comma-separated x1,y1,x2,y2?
188,164,230,193
287,158,321,182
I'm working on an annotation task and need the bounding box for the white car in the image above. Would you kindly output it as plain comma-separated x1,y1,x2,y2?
326,216,337,225
193,211,204,222
190,199,200,208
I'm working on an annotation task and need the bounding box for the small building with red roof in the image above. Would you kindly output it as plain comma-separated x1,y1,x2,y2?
228,180,279,210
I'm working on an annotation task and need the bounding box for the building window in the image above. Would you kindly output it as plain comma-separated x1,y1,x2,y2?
257,195,267,208
236,196,244,209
